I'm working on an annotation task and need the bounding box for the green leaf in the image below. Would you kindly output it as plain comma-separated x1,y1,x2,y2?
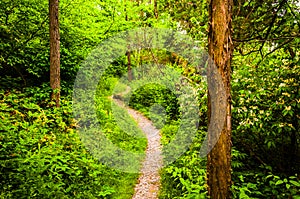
289,180,300,187
239,190,251,199
275,180,283,185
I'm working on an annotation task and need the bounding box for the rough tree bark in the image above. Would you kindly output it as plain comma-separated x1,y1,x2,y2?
207,0,233,198
49,0,60,107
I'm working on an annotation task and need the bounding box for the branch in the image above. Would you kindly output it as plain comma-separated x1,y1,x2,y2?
22,16,49,47
256,37,294,65
286,2,300,29
264,37,294,58
103,5,116,36
258,0,287,54
239,35,299,42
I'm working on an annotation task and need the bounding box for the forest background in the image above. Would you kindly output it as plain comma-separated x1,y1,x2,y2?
0,0,299,198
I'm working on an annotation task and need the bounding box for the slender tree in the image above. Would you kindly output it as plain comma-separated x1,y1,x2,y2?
154,0,158,19
49,0,60,107
207,0,234,198
126,47,133,81
124,0,133,81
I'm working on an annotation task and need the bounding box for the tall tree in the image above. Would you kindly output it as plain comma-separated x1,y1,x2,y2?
207,0,233,198
49,0,60,107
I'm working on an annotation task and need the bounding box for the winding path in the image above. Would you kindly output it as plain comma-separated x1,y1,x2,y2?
113,98,163,199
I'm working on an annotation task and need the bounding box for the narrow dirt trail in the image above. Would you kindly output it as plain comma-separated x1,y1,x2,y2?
113,98,163,199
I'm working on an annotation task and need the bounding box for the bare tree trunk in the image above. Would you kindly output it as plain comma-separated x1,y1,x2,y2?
124,0,132,82
126,47,133,82
49,0,60,107
207,0,233,198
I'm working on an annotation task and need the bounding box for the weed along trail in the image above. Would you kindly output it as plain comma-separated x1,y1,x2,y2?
113,98,163,199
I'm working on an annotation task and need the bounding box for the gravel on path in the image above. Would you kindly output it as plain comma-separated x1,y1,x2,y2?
113,98,163,199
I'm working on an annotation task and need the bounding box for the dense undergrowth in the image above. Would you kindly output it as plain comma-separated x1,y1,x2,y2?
1,56,299,198
0,77,146,198
124,52,300,198
1,0,299,198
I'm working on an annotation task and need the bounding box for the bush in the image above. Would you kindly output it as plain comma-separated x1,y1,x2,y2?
0,82,146,198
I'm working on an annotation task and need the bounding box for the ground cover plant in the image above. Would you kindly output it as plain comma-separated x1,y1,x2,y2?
1,0,299,198
0,80,146,198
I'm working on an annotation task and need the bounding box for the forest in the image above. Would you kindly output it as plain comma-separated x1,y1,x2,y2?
0,0,299,198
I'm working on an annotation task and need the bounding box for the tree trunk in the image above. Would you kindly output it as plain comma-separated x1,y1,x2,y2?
126,47,133,82
154,0,158,19
49,0,60,107
124,1,132,82
207,0,233,198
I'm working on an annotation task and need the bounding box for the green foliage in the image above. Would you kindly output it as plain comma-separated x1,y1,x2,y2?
229,48,300,198
159,127,208,199
158,0,209,42
232,49,300,174
129,83,180,125
1,0,300,198
0,0,151,85
125,48,300,198
157,84,208,198
0,0,49,82
122,62,210,198
0,82,145,198
233,0,299,60
232,168,300,198
95,76,147,152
